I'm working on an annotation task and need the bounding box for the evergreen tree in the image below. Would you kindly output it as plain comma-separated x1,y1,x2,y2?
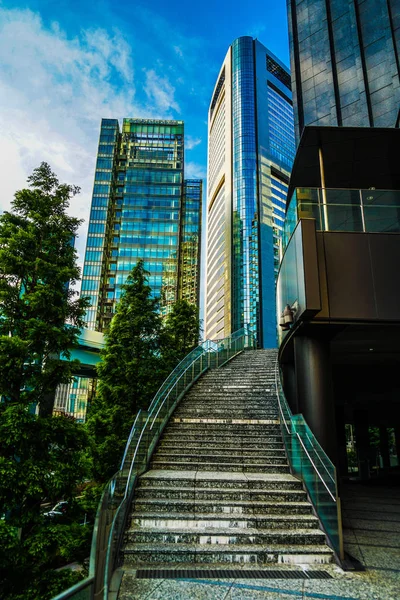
86,260,164,481
162,299,201,369
0,163,90,599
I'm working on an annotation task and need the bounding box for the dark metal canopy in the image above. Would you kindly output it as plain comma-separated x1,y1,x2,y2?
287,126,400,203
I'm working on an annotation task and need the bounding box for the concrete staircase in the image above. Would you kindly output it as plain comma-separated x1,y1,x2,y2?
121,350,334,570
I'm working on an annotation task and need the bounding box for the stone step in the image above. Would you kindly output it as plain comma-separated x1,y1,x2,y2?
161,434,282,444
158,441,285,451
175,404,278,410
156,446,286,457
174,411,279,418
130,513,319,530
137,472,299,490
149,461,290,473
122,543,333,565
133,498,313,515
152,453,287,465
165,423,280,431
127,527,326,546
135,487,307,502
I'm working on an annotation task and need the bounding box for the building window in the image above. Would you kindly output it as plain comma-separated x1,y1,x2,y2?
266,56,292,91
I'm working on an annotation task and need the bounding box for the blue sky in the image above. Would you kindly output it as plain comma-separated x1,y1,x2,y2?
0,0,290,266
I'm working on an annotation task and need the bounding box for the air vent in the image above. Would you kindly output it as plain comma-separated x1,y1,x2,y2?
136,569,333,580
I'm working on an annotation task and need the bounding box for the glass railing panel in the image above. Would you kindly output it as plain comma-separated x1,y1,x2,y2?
363,206,400,233
323,203,364,232
361,189,400,207
324,188,360,206
297,201,322,228
276,365,342,559
283,191,298,250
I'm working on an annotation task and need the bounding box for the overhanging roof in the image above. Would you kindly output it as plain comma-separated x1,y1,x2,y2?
287,126,400,203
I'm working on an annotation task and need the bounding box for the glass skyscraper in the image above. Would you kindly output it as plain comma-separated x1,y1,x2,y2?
287,0,400,141
81,118,202,332
205,37,295,347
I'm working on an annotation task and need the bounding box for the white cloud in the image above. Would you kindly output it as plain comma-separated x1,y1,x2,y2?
185,161,207,180
185,136,202,150
0,7,140,268
173,45,184,58
143,69,180,115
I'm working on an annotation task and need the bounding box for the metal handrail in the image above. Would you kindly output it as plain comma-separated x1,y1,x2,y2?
120,411,141,469
275,363,336,495
275,376,335,499
303,429,335,484
53,326,255,600
149,350,206,429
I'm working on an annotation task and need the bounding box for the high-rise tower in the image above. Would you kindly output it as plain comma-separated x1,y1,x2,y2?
287,0,400,141
82,118,202,331
205,37,295,347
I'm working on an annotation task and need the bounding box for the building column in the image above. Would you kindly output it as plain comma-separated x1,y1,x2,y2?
379,425,391,469
293,335,337,463
354,409,370,480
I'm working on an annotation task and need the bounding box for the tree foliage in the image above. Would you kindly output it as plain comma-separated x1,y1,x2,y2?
86,260,165,481
162,299,201,369
86,265,202,482
0,163,91,599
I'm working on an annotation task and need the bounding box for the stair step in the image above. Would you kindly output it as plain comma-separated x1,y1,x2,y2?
155,448,286,458
135,487,307,501
135,487,306,502
122,543,334,565
130,513,319,530
161,434,282,443
137,474,300,490
150,461,290,473
133,499,312,515
127,527,326,545
152,452,286,463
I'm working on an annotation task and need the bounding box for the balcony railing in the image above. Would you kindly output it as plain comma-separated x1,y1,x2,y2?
283,188,400,250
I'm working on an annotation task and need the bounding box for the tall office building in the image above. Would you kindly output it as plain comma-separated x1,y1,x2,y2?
205,36,295,347
81,118,202,332
287,0,400,141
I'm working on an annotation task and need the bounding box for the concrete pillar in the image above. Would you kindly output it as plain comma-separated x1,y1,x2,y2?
354,409,370,480
379,425,391,469
293,335,337,464
281,362,298,413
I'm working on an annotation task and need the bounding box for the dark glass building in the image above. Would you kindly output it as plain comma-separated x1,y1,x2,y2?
287,0,400,140
82,118,202,331
206,37,295,347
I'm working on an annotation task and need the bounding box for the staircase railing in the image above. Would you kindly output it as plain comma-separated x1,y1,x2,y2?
275,362,344,561
53,326,255,600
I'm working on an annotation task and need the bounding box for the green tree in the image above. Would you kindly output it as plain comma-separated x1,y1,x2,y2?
0,163,90,599
86,260,164,481
162,299,201,369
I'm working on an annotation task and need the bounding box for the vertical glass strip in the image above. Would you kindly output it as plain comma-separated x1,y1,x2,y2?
231,37,259,339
